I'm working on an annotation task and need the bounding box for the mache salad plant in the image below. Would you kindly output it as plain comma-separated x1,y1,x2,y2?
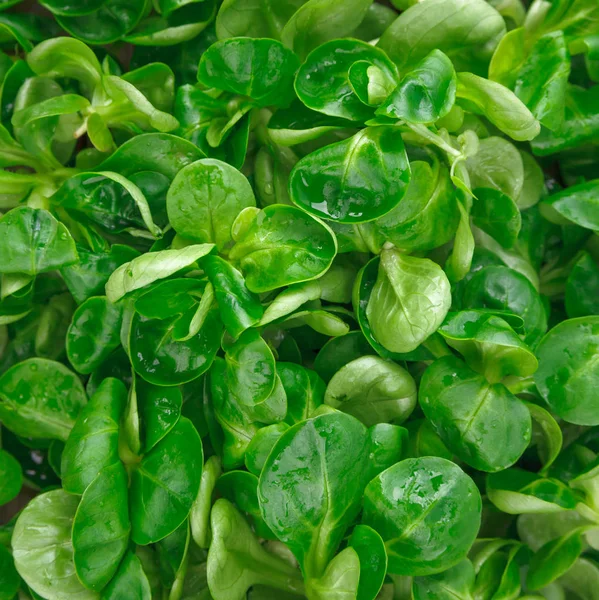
0,0,598,598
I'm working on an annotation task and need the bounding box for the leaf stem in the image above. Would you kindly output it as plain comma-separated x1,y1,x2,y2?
422,335,453,359
73,118,88,139
505,375,537,395
405,122,462,159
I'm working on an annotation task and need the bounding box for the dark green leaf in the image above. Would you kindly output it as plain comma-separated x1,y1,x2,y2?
66,296,123,374
130,417,203,544
295,38,397,121
377,50,456,123
198,37,299,107
61,377,126,494
72,462,130,590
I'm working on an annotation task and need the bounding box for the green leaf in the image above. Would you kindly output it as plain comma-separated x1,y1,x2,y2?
228,205,337,293
61,377,126,494
61,244,140,305
109,56,153,89
37,297,79,362
419,355,531,472
541,179,599,233
545,558,599,600
209,358,259,470
278,361,325,424
363,457,481,576
130,417,203,544
55,0,147,45
198,37,300,107
488,26,527,88
12,93,89,129
531,85,599,156
87,111,115,152
96,132,204,179
514,31,570,131
207,499,305,599
39,0,106,16
27,37,102,91
72,463,130,591
190,455,222,549
267,100,355,146
437,310,537,382
324,356,416,426
278,307,350,338
456,72,541,141
134,278,203,320
412,559,475,600
527,402,563,472
259,412,373,579
105,244,215,303
538,0,599,40
471,544,522,600
216,470,272,538
365,247,451,354
349,525,387,600
527,530,584,590
0,358,87,442
0,544,20,600
12,490,97,600
566,252,599,318
465,136,524,203
352,2,397,40
52,171,163,238
445,198,475,284
461,265,547,346
101,552,151,600
280,0,373,60
534,317,599,426
486,469,578,515
259,281,320,326
10,75,77,169
215,0,276,39
225,329,276,409
136,379,182,452
404,418,452,461
376,158,459,252
306,547,361,600
352,256,435,362
377,50,456,123
295,38,397,121
123,1,216,46
66,296,123,374
471,188,521,249
348,60,397,107
0,449,22,506
102,75,179,132
129,306,222,386
289,126,410,223
0,207,78,276
581,33,599,82
166,158,256,252
378,0,505,72
245,423,289,477
156,519,190,594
